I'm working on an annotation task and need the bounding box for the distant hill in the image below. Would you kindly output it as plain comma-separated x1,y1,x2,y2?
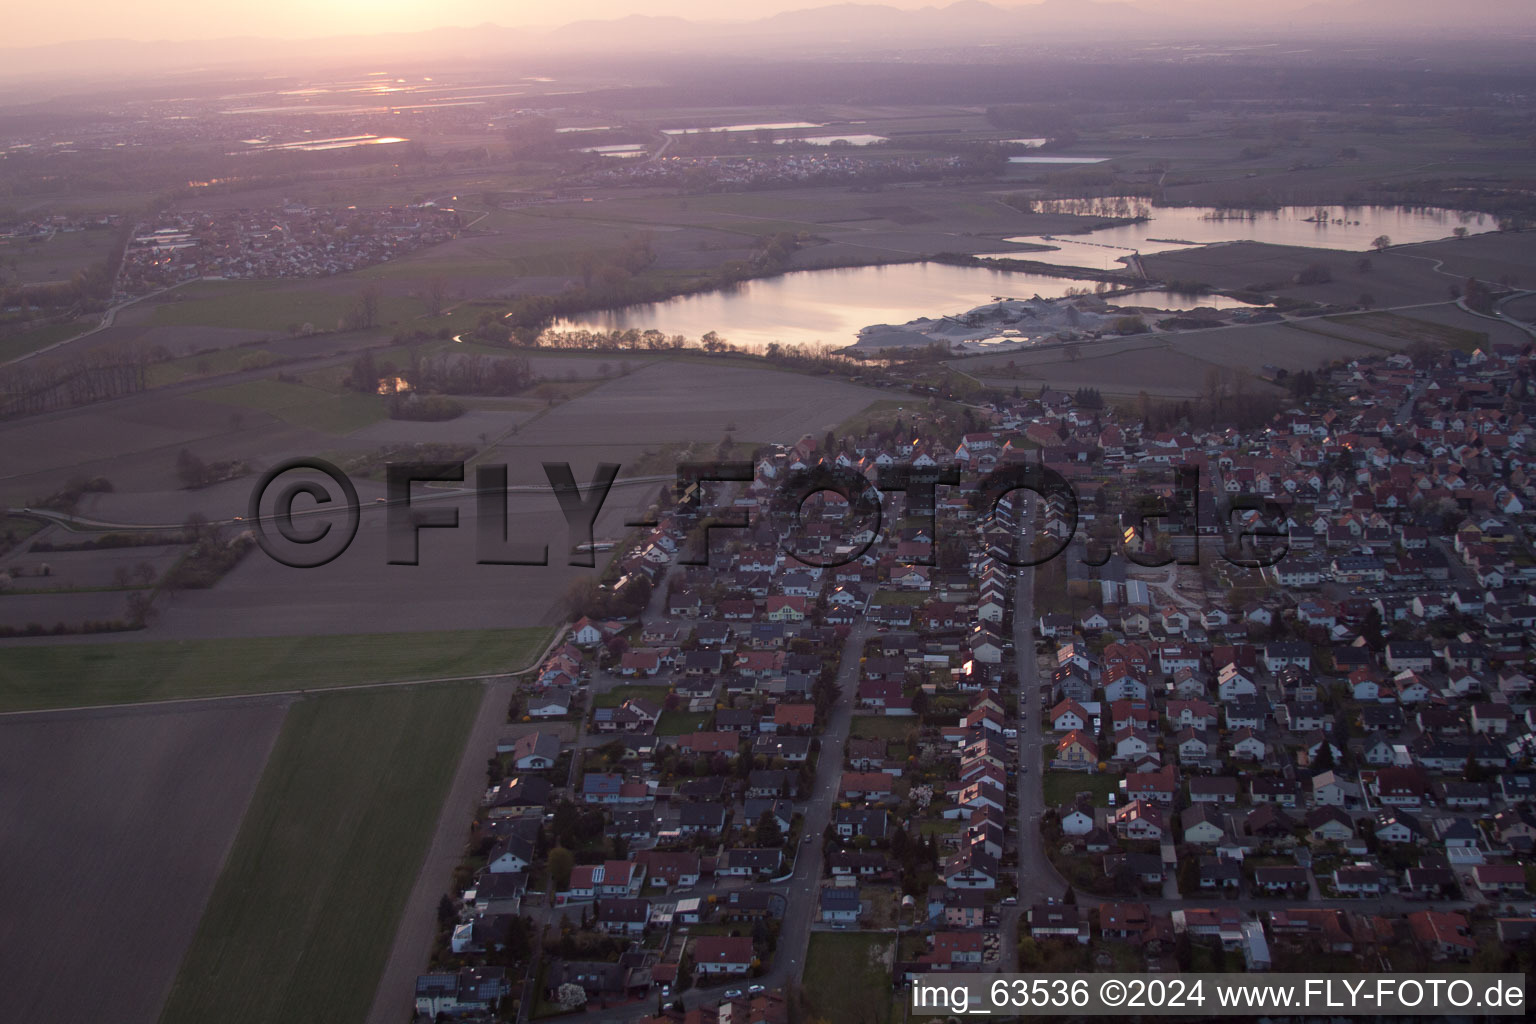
0,0,1531,82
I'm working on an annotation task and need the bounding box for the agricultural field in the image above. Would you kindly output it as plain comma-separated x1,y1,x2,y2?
146,279,427,333
1141,241,1459,309
198,377,388,435
159,684,480,1024
0,540,184,592
0,226,116,285
954,294,1499,400
0,626,548,712
482,358,884,483
0,318,90,363
802,932,897,1024
0,697,290,1024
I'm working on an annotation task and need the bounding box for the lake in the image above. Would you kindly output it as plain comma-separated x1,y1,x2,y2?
981,199,1496,270
552,263,1105,351
661,122,822,135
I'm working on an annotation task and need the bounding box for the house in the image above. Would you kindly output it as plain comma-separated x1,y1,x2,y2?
1029,903,1088,944
1373,766,1430,808
487,833,534,874
595,897,651,936
835,807,891,840
1305,806,1354,842
1112,799,1165,841
1050,699,1091,733
1332,864,1383,896
678,802,728,835
1097,901,1153,943
582,773,625,804
1385,641,1435,674
819,886,863,924
572,617,606,646
509,732,560,771
1198,856,1242,891
841,772,895,801
718,848,782,877
1060,801,1096,836
1228,727,1267,761
635,851,701,889
1054,730,1098,771
1126,766,1179,805
1372,810,1423,844
485,776,552,816
1175,728,1210,763
937,888,988,929
943,848,999,889
927,931,986,968
528,689,573,718
1471,863,1529,899
772,703,817,732
1254,865,1309,895
692,936,755,975
1312,771,1363,809
1408,910,1475,959
679,731,740,757
415,968,510,1019
1181,805,1227,845
1189,776,1240,805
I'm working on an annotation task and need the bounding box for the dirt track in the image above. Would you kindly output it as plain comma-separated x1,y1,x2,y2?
365,678,512,1024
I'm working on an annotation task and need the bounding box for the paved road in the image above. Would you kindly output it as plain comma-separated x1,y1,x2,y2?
769,620,869,982
999,494,1072,964
367,678,517,1024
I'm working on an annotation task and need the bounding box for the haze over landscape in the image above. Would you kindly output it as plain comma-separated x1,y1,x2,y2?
6,0,1536,78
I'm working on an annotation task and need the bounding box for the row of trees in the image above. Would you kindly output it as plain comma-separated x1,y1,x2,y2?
0,348,151,420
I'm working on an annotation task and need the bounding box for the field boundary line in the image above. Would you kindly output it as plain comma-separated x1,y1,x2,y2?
0,625,560,720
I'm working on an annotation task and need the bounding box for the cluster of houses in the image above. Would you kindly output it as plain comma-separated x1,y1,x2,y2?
415,337,1536,1017
119,203,460,295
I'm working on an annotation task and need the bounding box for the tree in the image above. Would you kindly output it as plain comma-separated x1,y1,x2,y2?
1311,738,1335,773
422,275,450,317
437,893,457,928
556,983,588,1011
1372,235,1392,252
548,847,576,891
175,448,209,489
755,810,784,848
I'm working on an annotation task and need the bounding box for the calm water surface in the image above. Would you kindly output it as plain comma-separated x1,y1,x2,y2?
553,263,1103,350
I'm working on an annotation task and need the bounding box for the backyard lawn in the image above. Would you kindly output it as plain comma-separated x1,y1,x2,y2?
803,932,896,1024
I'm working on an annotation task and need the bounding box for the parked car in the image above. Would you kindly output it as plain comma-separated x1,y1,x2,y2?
749,984,766,995
724,988,744,999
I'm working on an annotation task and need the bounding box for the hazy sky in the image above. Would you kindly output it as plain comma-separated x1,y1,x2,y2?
10,0,1311,47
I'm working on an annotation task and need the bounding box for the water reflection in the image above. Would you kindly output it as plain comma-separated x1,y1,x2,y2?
554,263,1104,351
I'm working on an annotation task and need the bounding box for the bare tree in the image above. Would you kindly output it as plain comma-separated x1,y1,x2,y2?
421,276,450,317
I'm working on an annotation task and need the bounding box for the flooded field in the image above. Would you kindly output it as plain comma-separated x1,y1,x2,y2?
982,200,1496,270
